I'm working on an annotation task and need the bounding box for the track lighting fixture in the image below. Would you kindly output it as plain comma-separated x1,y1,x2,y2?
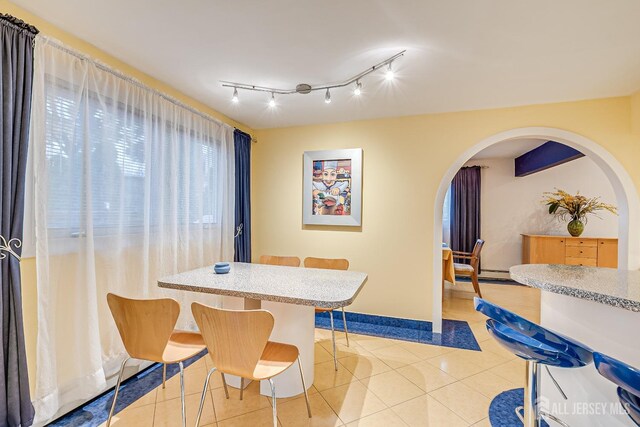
354,81,362,96
221,50,405,106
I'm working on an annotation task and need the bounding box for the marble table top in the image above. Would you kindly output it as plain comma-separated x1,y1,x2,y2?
510,264,640,312
158,262,368,309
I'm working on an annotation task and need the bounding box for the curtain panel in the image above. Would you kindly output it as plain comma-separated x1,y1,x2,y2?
234,129,251,263
450,166,481,263
0,13,38,427
27,37,235,424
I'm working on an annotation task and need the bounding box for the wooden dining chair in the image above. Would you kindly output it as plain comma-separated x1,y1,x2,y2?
303,257,350,371
259,255,301,267
191,303,312,427
106,293,210,427
452,239,485,298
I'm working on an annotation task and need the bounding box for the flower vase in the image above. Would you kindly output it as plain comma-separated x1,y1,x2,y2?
567,219,584,237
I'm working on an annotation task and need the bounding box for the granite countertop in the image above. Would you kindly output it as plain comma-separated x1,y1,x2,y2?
510,264,640,312
158,262,368,309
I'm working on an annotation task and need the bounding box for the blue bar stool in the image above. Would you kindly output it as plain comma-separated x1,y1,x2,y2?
474,297,593,427
594,352,640,426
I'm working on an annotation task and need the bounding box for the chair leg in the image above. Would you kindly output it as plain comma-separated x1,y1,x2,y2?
179,361,186,427
162,363,167,389
471,272,482,298
297,356,312,418
240,377,245,400
221,372,230,399
524,361,541,427
195,367,217,427
106,357,129,427
329,310,338,371
268,378,277,427
341,307,350,347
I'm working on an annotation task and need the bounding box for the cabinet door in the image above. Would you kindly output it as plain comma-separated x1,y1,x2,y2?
524,236,566,264
597,239,618,268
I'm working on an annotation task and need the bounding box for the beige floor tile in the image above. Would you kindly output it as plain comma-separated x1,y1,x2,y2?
426,348,508,380
368,345,421,369
320,381,387,424
339,354,393,380
429,381,491,424
397,341,456,360
478,339,516,360
277,393,342,426
320,341,373,360
345,408,407,426
156,365,210,402
391,395,468,427
467,321,492,343
350,336,396,352
489,359,526,387
153,392,216,427
212,381,271,421
359,371,424,407
395,360,457,393
313,360,358,391
316,344,335,364
217,407,280,427
128,388,157,409
462,370,519,399
99,403,155,427
471,417,492,426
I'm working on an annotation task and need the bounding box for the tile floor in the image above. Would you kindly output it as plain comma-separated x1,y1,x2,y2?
102,283,541,426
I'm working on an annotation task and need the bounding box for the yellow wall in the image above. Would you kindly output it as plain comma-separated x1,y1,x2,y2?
632,89,640,135
2,0,252,393
253,97,640,321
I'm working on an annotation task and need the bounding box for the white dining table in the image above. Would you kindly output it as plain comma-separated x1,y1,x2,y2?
158,262,368,398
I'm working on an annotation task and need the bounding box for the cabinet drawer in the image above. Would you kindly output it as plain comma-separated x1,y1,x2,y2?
566,246,597,258
566,238,597,247
565,257,598,266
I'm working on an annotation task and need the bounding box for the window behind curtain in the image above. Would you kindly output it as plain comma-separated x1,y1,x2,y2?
43,77,219,236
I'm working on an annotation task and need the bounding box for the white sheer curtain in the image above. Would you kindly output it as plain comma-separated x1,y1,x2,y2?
27,36,235,424
442,185,452,246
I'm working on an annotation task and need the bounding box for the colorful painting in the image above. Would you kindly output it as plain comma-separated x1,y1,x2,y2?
303,149,362,226
312,159,352,216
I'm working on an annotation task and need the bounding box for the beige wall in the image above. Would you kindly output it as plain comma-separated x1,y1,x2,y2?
632,90,640,135
252,97,640,321
2,0,253,392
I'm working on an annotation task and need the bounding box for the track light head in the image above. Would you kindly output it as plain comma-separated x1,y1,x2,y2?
325,88,331,104
385,63,395,80
354,81,362,96
268,92,276,107
232,88,239,103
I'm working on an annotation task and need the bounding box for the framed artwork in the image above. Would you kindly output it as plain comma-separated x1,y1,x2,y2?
303,148,362,226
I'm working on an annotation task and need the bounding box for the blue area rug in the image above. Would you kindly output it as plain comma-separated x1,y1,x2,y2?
48,350,206,427
315,311,480,351
489,388,549,427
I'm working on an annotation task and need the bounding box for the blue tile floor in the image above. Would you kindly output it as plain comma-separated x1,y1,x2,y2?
315,310,481,351
489,388,549,427
48,350,206,427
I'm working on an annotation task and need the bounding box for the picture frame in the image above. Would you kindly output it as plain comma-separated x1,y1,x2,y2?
303,148,362,226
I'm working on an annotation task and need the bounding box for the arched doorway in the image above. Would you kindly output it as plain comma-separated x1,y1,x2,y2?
431,127,640,332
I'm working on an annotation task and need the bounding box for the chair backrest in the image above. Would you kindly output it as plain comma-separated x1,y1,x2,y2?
107,293,180,362
259,255,301,267
303,257,349,270
191,303,274,379
470,239,485,268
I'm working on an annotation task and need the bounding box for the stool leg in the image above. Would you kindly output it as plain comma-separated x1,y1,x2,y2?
524,361,541,427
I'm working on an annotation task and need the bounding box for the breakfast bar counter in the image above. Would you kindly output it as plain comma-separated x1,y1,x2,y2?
510,264,640,426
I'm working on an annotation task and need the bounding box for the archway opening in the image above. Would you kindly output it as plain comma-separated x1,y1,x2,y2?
431,127,640,333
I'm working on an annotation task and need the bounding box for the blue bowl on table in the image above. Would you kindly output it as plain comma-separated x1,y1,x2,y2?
214,262,230,274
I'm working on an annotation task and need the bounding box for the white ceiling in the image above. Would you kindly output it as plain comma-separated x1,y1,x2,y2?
471,138,549,160
14,0,640,129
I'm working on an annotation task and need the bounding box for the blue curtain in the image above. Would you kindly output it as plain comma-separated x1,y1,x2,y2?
234,129,252,262
0,13,38,427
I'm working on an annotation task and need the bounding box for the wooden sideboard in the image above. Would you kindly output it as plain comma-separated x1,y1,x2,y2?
521,234,618,268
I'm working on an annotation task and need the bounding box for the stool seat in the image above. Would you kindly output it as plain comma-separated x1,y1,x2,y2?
486,319,587,368
594,352,640,426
